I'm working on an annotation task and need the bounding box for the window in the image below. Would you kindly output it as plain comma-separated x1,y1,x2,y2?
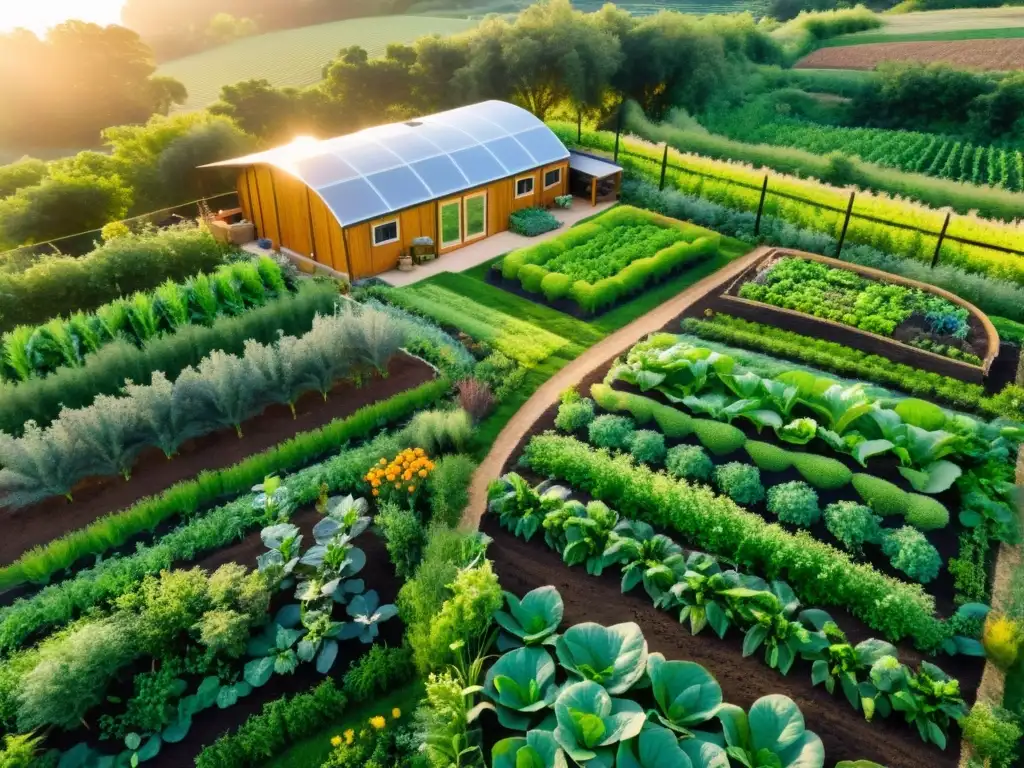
372,219,399,246
515,175,535,198
544,167,561,190
439,200,462,248
464,192,487,242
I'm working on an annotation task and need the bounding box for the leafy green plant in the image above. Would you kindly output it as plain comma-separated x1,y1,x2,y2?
560,501,621,576
616,724,700,768
823,501,881,556
767,481,820,527
882,527,942,583
627,429,666,464
868,659,967,748
482,646,559,729
603,520,685,602
665,444,714,481
646,652,723,735
489,474,571,543
343,590,399,644
491,731,567,768
710,694,825,768
588,415,636,451
554,622,648,695
495,586,564,650
741,581,812,675
713,462,765,505
547,680,645,764
555,397,596,433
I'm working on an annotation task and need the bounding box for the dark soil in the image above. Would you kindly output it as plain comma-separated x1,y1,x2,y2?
986,341,1021,394
42,508,405,767
0,354,434,568
484,520,973,768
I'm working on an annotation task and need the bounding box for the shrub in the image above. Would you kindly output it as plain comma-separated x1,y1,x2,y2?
427,455,477,528
665,444,714,481
904,494,951,531
342,645,415,704
824,501,881,556
456,378,494,422
790,453,853,490
626,429,666,464
961,702,1023,768
587,414,636,450
714,462,764,505
744,440,793,472
691,418,746,456
882,527,941,583
982,614,1022,670
767,481,820,527
518,264,548,294
509,208,560,237
851,474,908,518
0,733,44,767
376,501,425,579
540,272,572,302
406,409,473,455
555,397,596,433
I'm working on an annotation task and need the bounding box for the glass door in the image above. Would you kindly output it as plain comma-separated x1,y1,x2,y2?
439,199,462,249
463,192,487,243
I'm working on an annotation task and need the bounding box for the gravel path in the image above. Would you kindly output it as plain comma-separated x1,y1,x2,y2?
460,246,769,529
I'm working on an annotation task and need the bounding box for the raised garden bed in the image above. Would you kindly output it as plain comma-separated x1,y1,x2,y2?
0,353,436,568
713,249,1000,383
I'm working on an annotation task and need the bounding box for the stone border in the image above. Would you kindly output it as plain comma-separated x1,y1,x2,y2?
713,248,1000,384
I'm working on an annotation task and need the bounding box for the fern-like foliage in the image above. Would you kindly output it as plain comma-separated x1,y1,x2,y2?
0,421,86,505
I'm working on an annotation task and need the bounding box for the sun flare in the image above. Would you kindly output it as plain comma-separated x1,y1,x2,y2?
0,0,125,36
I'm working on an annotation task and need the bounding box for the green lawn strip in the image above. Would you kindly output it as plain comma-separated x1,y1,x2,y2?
818,27,1024,48
262,682,425,768
461,253,506,281
991,315,1024,345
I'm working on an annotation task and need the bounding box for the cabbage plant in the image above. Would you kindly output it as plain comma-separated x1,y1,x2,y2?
615,724,697,768
712,694,825,768
491,730,567,768
555,622,648,694
482,647,559,729
342,589,398,644
495,586,564,650
647,652,722,735
257,523,303,588
548,680,646,764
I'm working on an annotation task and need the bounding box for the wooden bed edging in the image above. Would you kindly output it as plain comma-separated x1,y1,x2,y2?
713,248,1000,385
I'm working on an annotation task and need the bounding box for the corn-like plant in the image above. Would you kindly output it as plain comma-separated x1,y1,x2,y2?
125,293,160,346
213,270,245,317
27,318,81,376
233,261,267,307
187,273,219,325
1,326,34,382
0,421,86,504
153,280,189,332
94,300,130,342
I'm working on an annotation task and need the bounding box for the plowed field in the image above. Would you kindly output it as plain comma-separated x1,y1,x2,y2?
796,39,1024,72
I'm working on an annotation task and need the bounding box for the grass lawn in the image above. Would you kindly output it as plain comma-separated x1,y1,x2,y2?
262,682,425,768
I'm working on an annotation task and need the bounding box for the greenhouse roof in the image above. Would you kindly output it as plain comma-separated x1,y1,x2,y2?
203,100,570,227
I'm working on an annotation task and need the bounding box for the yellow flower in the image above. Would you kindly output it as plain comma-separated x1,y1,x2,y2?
369,715,387,730
391,707,401,719
344,729,354,745
379,458,387,465
331,735,342,747
408,485,416,493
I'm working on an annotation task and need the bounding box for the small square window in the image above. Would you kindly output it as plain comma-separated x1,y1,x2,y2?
544,168,561,189
515,175,535,198
372,219,399,246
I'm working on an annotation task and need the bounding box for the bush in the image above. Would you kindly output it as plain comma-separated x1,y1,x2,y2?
982,614,1022,670
626,430,666,464
714,462,764,505
905,494,951,531
588,414,636,451
555,397,596,433
851,474,908,518
0,734,43,768
376,502,425,580
767,481,819,527
342,645,415,704
691,418,746,456
789,453,853,490
961,702,1023,768
665,444,714,481
518,263,548,294
882,526,941,583
824,501,881,556
540,272,572,302
744,440,793,472
427,455,477,528
406,409,473,455
509,208,560,237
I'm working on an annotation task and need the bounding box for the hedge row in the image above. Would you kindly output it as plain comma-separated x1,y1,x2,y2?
521,434,946,650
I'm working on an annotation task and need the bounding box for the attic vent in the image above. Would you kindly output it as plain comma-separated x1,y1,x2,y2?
404,121,423,127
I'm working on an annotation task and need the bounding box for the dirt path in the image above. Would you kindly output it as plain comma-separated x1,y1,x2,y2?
461,247,769,529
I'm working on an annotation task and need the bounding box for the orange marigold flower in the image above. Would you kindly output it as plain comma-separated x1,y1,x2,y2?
379,458,387,465
408,485,415,493
418,469,428,478
371,489,379,497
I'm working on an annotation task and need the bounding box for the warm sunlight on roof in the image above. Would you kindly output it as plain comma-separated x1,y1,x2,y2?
0,0,125,35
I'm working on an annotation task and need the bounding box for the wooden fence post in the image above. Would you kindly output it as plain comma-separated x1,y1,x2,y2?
835,191,856,259
659,144,669,191
613,104,624,164
754,175,769,236
930,212,951,269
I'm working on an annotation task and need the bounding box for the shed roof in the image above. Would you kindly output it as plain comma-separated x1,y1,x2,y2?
568,151,623,180
204,100,569,227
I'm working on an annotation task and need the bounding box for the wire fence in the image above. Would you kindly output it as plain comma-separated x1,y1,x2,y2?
580,123,1024,269
0,191,238,263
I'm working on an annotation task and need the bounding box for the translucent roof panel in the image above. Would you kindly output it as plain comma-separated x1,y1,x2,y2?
367,166,433,211
202,101,569,227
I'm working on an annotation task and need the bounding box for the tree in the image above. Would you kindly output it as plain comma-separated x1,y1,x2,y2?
206,13,260,46
322,45,419,126
0,158,48,199
157,120,254,205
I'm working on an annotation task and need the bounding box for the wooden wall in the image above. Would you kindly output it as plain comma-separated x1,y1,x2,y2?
237,158,570,280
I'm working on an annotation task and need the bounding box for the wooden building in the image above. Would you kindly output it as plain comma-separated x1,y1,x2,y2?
202,101,573,279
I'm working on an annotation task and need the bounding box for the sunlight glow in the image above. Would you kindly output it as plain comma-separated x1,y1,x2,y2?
0,0,125,35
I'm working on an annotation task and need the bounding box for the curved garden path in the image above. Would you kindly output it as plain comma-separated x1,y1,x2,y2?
461,245,771,529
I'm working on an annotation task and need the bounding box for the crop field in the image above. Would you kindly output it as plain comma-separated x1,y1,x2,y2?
156,16,476,111
414,0,767,16
838,7,1024,38
710,113,1024,191
796,38,1024,72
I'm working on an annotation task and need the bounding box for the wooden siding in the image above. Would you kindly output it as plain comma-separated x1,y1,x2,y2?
237,157,572,280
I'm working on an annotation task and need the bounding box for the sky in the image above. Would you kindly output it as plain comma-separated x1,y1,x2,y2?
0,0,125,35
